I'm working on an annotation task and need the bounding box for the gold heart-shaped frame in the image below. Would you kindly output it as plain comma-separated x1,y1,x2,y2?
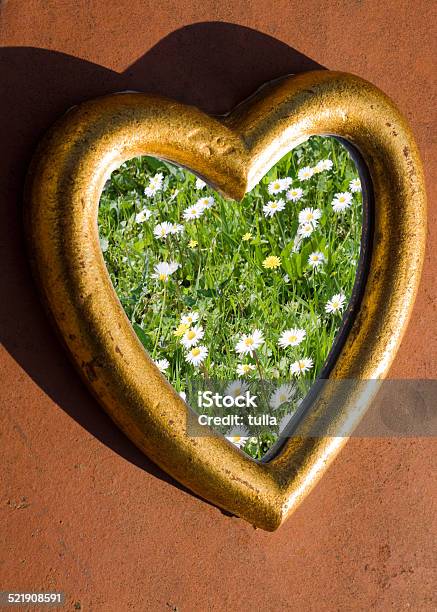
25,72,426,530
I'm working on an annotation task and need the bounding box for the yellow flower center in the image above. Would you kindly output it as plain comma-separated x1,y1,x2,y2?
187,330,196,340
191,347,201,357
159,273,167,281
245,338,254,346
233,435,241,443
288,334,297,343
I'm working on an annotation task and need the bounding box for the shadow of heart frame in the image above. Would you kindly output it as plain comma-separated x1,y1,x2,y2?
24,71,426,531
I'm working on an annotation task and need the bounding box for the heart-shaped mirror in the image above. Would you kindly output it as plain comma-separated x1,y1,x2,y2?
98,136,365,460
25,72,426,530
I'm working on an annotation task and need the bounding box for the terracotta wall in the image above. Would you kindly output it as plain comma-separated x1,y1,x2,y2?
1,1,436,610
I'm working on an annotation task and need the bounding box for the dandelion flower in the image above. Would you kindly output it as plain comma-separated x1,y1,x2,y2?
267,178,285,195
185,345,208,367
224,380,249,400
236,363,256,376
308,251,326,268
235,330,264,356
173,323,189,337
298,207,322,225
332,191,353,212
183,204,203,220
286,187,303,202
298,166,314,181
188,239,198,248
278,328,306,348
181,325,204,348
226,426,250,448
154,358,169,373
197,196,214,210
298,222,315,238
195,177,206,189
262,255,281,270
181,312,199,326
151,261,180,282
291,358,314,376
349,178,362,192
242,232,252,242
153,221,173,239
135,208,152,223
325,293,347,314
269,383,296,410
263,199,286,217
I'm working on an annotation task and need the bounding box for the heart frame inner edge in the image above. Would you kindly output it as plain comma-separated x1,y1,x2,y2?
25,71,426,531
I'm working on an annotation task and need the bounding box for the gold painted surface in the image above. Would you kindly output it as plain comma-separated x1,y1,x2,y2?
25,72,426,531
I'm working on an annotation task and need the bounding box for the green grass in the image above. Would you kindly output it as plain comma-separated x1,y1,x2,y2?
98,136,362,458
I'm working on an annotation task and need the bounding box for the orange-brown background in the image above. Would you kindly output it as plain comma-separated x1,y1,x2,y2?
1,2,436,610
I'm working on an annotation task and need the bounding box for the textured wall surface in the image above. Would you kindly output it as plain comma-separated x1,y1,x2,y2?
1,1,436,610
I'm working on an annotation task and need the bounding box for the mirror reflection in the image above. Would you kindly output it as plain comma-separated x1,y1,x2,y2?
98,136,364,458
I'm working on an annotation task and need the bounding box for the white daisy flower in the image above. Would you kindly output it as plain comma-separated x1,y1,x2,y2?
267,178,285,195
235,329,264,356
314,159,334,173
197,196,215,210
151,261,180,282
195,177,206,189
332,191,353,212
153,221,173,239
170,223,184,235
149,172,164,190
224,380,249,400
181,312,199,326
298,222,315,238
325,293,347,314
135,208,152,223
183,204,203,220
298,166,314,181
298,207,322,225
269,383,296,410
283,274,290,284
154,358,169,373
263,199,286,218
185,345,208,367
144,172,164,196
291,358,314,376
226,426,250,448
286,187,303,202
349,178,362,192
181,325,204,348
278,328,306,348
281,177,293,189
236,363,256,376
278,413,293,434
308,251,326,268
